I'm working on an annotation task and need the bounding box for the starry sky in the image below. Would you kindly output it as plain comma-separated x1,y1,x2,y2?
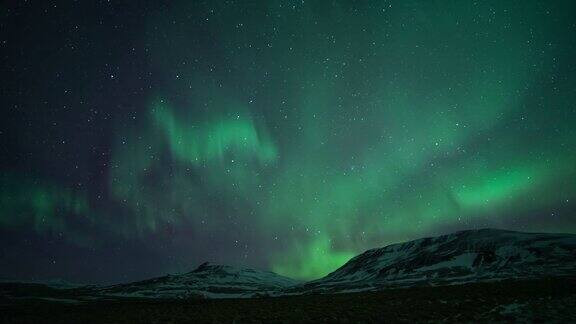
1,0,576,284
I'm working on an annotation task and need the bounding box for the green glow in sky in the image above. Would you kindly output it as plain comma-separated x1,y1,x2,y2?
151,99,277,166
3,0,575,281
0,174,89,234
272,234,355,280
101,0,576,279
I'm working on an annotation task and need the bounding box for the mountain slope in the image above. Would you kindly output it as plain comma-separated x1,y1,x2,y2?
299,229,576,293
97,262,300,299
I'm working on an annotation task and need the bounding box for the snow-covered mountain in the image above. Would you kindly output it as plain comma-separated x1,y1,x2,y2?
96,262,300,299
3,229,575,302
297,229,576,294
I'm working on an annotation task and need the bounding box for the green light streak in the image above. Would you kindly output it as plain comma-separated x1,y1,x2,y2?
151,99,277,165
0,173,89,234
272,234,355,280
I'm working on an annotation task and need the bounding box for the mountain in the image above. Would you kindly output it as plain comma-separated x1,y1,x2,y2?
297,229,576,294
95,262,300,299
2,229,575,302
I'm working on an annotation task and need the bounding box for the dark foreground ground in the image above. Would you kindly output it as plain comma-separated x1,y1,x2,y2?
1,277,575,323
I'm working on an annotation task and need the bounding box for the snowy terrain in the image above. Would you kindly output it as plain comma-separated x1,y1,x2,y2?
94,262,300,299
296,228,576,294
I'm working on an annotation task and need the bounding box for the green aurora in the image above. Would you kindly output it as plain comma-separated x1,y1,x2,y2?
2,0,576,281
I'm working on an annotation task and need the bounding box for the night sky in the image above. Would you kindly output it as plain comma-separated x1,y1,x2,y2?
1,0,576,284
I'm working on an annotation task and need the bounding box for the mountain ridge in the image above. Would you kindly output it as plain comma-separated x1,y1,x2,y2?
295,228,576,294
2,228,575,301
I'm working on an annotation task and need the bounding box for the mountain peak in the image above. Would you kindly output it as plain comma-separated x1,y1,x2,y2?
194,261,216,271
191,262,251,274
99,261,299,299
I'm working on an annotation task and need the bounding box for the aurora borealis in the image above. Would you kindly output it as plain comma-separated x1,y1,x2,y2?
1,1,576,283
